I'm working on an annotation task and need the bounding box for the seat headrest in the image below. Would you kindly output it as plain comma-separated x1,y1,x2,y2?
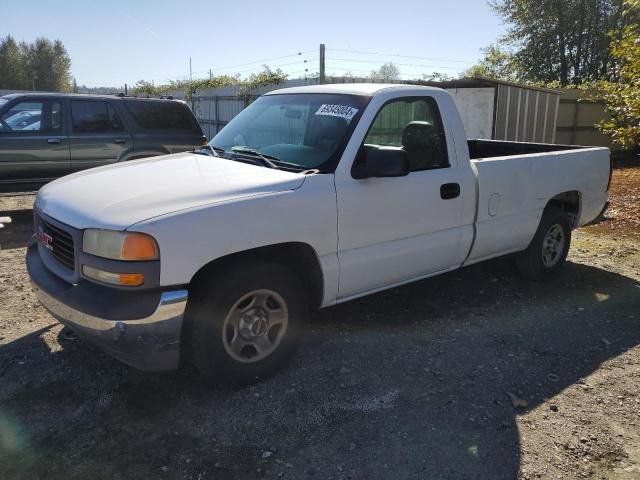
402,121,437,149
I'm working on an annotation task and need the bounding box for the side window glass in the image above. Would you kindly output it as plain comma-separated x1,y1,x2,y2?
364,97,449,171
1,101,45,132
72,101,123,133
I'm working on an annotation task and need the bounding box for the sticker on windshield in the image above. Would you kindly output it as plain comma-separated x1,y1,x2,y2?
315,104,359,120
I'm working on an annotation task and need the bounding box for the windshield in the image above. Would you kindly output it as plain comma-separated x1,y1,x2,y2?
210,93,369,172
0,98,8,109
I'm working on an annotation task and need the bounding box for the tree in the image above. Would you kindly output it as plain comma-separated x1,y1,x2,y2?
486,0,625,85
597,0,640,149
369,62,401,81
421,72,454,82
0,35,71,91
462,44,523,81
0,36,27,89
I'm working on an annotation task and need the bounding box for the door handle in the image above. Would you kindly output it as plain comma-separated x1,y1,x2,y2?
47,138,62,144
114,138,127,144
440,183,461,200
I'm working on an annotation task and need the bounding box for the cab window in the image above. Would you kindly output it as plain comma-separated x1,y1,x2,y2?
364,97,449,171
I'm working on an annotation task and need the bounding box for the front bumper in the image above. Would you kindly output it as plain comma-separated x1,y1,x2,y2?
27,242,188,371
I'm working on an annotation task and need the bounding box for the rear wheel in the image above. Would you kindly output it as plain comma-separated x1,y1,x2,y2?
186,263,306,384
516,207,571,281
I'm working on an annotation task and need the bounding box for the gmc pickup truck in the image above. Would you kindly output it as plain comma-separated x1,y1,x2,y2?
26,84,611,383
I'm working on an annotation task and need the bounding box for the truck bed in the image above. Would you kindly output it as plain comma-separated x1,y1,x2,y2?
464,141,610,267
468,139,586,160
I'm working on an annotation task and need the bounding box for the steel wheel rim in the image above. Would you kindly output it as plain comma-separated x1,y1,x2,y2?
541,224,565,267
222,289,289,364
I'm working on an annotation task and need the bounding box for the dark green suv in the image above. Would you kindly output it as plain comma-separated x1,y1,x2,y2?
0,93,206,190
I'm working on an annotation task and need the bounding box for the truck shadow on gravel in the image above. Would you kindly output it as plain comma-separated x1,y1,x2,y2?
0,209,34,250
1,259,639,479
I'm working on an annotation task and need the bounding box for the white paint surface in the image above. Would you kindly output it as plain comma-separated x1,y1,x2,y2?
35,84,610,308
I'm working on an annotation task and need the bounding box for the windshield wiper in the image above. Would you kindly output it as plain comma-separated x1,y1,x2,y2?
193,145,220,157
231,147,280,169
231,146,308,172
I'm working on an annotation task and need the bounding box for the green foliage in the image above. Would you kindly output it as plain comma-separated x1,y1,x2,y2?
130,65,287,104
477,0,625,85
0,35,72,91
462,44,523,81
369,62,401,81
237,66,288,105
596,0,640,149
421,72,454,82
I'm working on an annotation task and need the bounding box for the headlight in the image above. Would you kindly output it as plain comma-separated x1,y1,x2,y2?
82,230,159,261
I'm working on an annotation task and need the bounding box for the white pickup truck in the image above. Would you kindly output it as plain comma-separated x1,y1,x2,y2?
27,84,611,382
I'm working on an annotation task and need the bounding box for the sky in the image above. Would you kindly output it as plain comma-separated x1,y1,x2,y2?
1,0,506,87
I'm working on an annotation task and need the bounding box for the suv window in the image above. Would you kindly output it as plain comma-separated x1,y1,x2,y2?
71,100,124,133
125,101,197,131
0,100,62,133
364,97,449,171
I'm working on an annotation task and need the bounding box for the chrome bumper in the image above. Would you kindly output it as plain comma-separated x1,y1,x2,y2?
32,281,188,371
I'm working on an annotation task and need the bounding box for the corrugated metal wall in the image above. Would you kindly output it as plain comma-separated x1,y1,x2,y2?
494,85,560,143
556,89,613,149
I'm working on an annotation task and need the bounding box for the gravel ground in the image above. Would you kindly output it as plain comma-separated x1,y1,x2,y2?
0,168,639,480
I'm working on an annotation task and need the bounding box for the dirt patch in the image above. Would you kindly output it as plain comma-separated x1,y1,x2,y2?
1,168,639,480
585,165,640,240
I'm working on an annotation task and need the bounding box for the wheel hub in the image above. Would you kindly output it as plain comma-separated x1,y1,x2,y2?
239,308,269,338
541,224,565,267
222,289,289,364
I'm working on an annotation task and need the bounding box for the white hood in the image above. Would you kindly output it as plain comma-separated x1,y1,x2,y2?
36,152,306,230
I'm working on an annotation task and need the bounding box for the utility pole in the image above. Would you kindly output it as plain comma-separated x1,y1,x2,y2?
319,44,326,84
189,57,194,109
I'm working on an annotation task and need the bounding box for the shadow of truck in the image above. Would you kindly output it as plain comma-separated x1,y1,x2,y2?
1,254,638,479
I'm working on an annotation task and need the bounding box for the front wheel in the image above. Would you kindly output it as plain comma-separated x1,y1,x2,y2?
516,207,572,281
186,263,306,384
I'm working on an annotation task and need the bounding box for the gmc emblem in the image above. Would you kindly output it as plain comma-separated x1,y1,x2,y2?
37,226,54,251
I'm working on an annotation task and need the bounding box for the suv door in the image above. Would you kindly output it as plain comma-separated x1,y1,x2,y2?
0,98,69,185
68,99,132,172
335,95,467,299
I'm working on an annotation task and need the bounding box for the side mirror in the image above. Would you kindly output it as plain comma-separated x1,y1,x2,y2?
352,146,410,179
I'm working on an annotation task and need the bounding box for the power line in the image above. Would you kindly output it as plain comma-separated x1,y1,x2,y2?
326,57,463,71
211,49,315,72
147,49,316,84
326,48,475,65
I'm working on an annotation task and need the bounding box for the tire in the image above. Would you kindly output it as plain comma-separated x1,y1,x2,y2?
515,207,572,281
185,262,307,384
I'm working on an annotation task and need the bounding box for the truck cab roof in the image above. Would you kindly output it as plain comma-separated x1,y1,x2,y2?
265,83,444,97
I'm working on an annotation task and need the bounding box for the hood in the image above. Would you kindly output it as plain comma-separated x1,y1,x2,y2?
37,152,306,230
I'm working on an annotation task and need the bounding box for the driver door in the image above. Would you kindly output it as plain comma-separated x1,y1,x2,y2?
335,95,467,299
0,99,70,184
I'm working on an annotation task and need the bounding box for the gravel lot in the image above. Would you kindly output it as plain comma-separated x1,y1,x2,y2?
1,166,639,480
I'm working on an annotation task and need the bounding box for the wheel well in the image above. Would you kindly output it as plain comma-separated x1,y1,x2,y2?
547,191,581,228
189,243,324,309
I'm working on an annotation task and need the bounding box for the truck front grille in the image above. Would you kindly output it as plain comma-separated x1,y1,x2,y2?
39,217,75,271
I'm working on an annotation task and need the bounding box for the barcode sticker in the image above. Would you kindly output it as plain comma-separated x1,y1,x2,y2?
315,104,359,120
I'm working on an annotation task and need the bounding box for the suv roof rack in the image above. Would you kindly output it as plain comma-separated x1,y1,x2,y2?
112,93,175,100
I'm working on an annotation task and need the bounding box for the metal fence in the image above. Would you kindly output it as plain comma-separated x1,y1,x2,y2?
191,78,320,139
190,77,400,139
